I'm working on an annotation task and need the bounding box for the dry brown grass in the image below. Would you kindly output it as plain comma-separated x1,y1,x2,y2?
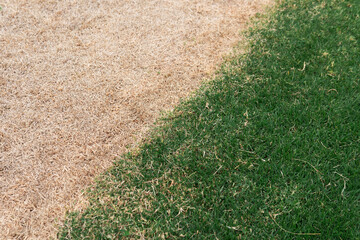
0,0,272,239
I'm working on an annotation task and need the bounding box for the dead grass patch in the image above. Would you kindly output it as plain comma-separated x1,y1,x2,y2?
0,0,271,238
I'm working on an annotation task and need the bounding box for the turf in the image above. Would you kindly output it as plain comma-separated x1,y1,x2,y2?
0,1,268,238
58,0,360,238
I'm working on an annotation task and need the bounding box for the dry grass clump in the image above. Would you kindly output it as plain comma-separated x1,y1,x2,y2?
0,0,271,238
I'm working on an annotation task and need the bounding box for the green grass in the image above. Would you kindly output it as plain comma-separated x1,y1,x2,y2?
58,0,360,239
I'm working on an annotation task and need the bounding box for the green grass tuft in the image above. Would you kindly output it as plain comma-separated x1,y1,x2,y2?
59,0,360,238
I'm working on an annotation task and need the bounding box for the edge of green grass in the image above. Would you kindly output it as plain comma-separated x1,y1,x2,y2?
58,0,360,239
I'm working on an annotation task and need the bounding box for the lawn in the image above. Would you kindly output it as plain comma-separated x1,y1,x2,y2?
59,0,360,238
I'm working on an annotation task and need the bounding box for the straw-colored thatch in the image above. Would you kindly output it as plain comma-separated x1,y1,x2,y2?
0,0,271,238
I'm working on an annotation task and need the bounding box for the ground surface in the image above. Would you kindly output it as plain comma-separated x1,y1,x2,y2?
59,0,360,238
0,0,270,238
